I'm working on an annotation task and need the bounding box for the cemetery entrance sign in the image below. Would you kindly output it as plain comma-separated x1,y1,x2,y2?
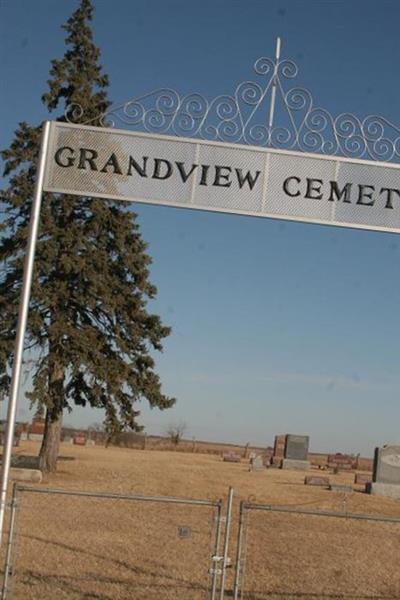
45,121,400,234
2,41,400,545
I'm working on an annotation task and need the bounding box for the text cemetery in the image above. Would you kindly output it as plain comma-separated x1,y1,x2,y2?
54,145,400,211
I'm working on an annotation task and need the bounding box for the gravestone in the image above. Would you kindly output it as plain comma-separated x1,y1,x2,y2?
270,456,283,467
368,444,400,499
0,433,20,447
178,526,192,539
28,433,43,442
223,452,241,463
9,468,42,483
30,417,45,435
273,434,286,458
285,435,309,461
305,475,330,487
74,434,87,446
373,445,400,483
262,455,272,467
281,458,310,470
281,434,310,470
328,453,354,471
10,455,40,469
355,473,372,485
329,483,353,494
250,455,264,471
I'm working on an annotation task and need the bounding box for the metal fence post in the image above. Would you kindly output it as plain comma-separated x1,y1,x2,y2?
232,501,245,600
209,501,223,600
1,484,20,600
219,487,234,600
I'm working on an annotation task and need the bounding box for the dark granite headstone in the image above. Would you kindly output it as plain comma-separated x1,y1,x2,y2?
4,455,40,469
285,435,309,461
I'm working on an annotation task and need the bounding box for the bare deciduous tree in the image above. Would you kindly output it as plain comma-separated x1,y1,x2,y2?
166,422,187,445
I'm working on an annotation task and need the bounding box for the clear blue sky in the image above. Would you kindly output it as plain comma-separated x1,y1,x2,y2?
1,0,400,456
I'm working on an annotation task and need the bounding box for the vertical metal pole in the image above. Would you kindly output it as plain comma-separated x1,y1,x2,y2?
232,501,245,600
210,501,223,600
219,487,234,600
1,484,19,600
268,37,282,137
0,121,51,547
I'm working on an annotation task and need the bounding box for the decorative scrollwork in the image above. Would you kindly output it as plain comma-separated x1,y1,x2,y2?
65,52,400,163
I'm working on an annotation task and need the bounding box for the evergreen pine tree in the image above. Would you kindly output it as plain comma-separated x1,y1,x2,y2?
0,0,175,472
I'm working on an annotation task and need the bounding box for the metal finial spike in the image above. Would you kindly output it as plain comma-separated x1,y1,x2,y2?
268,37,282,132
275,37,282,61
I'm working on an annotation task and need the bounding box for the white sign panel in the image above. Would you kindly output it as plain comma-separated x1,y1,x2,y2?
43,121,400,234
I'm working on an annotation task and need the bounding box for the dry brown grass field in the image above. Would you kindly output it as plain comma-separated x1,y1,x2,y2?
1,440,400,599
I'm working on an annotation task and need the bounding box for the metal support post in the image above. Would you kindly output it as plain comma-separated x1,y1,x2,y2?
1,484,20,599
210,502,224,600
232,501,245,600
0,121,51,546
219,487,234,600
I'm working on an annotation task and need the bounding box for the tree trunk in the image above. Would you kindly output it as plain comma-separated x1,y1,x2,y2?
39,406,63,473
39,358,64,473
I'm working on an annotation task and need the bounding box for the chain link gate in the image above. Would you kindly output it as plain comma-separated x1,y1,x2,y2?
232,501,400,600
1,484,235,600
4,488,400,599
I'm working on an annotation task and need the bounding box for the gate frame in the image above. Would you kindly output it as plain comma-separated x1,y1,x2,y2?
232,500,400,600
2,483,225,600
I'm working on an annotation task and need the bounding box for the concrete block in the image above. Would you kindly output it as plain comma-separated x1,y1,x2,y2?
223,453,241,463
73,435,87,446
354,473,372,485
249,455,264,471
28,433,43,442
9,468,42,483
305,475,330,487
373,445,400,485
367,482,400,500
329,484,353,494
281,459,310,471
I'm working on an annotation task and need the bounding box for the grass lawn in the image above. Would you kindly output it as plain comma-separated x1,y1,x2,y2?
2,440,400,599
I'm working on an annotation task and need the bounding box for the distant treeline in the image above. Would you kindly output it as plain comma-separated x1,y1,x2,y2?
58,427,373,470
